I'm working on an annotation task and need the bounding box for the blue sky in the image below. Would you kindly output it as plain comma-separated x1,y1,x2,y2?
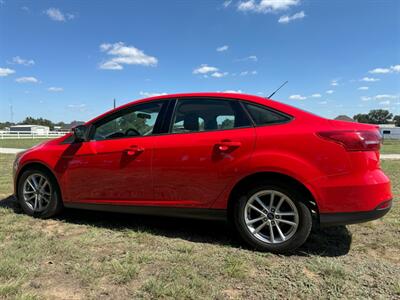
0,0,399,123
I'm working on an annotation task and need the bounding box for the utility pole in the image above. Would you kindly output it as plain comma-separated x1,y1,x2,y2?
113,98,116,109
9,103,14,124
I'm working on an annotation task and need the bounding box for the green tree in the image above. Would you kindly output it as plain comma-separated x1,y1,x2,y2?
0,121,14,130
353,113,370,123
20,117,55,130
394,115,400,127
367,109,393,124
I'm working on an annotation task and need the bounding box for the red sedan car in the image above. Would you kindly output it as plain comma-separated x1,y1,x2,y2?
13,93,392,252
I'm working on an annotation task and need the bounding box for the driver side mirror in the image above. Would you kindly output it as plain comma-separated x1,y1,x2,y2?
72,125,88,142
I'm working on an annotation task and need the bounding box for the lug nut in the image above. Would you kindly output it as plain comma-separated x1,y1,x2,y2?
271,208,275,213
275,215,280,219
271,221,275,225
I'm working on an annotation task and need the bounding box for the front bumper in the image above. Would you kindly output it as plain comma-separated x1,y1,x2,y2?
319,200,392,227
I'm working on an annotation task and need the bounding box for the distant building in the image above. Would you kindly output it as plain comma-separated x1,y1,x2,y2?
9,124,50,135
379,124,400,139
334,115,354,122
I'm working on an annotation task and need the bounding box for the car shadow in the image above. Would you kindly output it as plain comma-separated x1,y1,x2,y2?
0,195,351,257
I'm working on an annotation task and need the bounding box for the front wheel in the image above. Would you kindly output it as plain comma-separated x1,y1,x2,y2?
17,169,63,218
233,183,312,253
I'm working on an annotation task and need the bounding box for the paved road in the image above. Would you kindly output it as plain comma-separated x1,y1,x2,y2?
1,147,400,160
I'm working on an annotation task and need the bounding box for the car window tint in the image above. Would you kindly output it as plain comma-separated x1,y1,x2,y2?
93,102,163,140
171,99,251,133
244,103,290,125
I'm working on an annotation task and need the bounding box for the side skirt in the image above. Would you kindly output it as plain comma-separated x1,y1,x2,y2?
64,202,227,221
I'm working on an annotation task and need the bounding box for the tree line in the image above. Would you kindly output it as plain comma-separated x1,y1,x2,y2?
353,109,400,126
1,110,399,130
0,117,68,130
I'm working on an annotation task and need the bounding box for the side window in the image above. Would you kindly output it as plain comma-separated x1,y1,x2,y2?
244,103,290,125
171,99,251,133
93,102,163,141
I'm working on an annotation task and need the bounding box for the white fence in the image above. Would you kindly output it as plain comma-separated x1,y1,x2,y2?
0,131,68,139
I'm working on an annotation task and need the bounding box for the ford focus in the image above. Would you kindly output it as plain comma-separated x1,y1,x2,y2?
13,93,392,253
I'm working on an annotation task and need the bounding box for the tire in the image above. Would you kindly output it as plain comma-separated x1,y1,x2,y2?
233,181,312,253
17,168,63,218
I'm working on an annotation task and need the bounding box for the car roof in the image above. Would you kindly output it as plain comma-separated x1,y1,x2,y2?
86,92,319,125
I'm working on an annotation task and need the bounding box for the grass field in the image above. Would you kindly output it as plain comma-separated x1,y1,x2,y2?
381,139,400,154
0,154,399,299
0,139,52,149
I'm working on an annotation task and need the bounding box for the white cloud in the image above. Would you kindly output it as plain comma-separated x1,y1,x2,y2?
99,42,158,70
358,86,369,90
360,77,380,82
278,11,305,24
379,100,390,106
48,87,63,92
223,0,233,7
369,68,391,74
369,65,400,74
193,64,219,74
216,45,229,52
391,65,400,72
236,55,258,62
11,56,35,66
139,91,167,97
326,90,334,94
44,8,74,22
222,90,243,93
375,94,398,100
318,101,328,105
361,94,399,102
361,96,372,101
311,93,321,98
330,79,339,86
15,76,39,83
211,71,228,78
67,104,86,112
0,67,15,77
239,70,258,76
289,94,306,100
238,0,300,13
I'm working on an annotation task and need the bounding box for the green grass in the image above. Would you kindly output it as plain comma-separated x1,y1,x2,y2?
0,153,399,299
0,139,53,149
381,139,400,154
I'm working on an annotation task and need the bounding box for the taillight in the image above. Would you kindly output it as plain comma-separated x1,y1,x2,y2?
317,130,381,151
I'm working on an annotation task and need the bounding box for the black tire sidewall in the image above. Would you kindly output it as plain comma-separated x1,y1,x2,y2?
17,169,62,218
234,183,312,253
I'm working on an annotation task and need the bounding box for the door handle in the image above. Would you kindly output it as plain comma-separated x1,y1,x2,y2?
125,145,144,156
215,141,242,152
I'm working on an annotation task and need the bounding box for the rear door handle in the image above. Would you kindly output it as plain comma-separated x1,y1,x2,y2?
125,145,144,156
215,141,242,152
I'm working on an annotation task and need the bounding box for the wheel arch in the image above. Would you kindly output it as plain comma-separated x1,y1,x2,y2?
227,171,319,222
16,162,63,202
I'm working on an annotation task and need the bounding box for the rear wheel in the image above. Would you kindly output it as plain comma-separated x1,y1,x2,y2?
18,169,63,218
233,182,312,253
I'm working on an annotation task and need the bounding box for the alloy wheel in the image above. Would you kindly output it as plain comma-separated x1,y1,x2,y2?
22,173,52,212
244,190,299,244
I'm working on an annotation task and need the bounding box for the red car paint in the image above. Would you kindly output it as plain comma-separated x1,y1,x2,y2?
13,93,392,223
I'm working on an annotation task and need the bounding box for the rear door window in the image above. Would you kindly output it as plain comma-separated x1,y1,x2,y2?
171,99,251,133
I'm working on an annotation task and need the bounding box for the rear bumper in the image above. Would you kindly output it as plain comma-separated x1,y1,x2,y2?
320,200,392,227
